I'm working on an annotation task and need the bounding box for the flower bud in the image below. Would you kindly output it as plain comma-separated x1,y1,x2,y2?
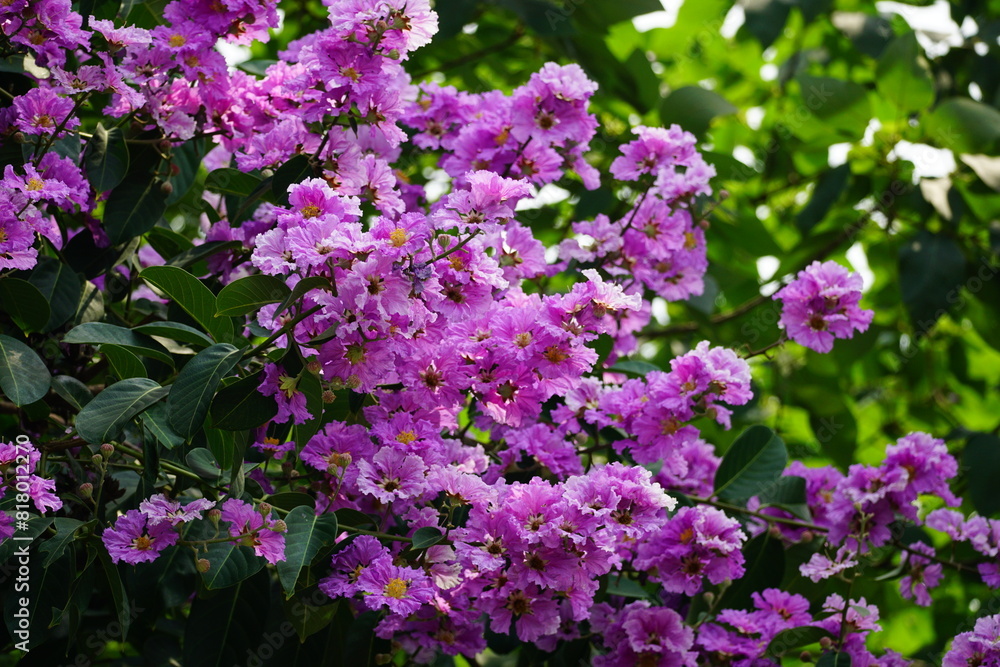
701,591,714,605
207,509,222,527
160,180,173,196
306,359,321,374
346,374,361,389
258,502,272,516
819,637,833,649
322,389,336,404
270,520,287,533
100,443,115,459
91,454,104,466
78,483,93,499
196,558,211,573
799,651,813,663
800,530,814,543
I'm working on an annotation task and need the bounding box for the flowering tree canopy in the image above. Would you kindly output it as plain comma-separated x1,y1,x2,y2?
2,0,1000,665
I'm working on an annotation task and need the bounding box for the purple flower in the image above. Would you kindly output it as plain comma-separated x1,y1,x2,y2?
357,559,436,616
356,448,428,504
899,542,943,606
773,260,873,353
220,498,286,564
319,535,392,599
103,509,179,564
12,87,80,136
943,614,1000,667
139,494,214,526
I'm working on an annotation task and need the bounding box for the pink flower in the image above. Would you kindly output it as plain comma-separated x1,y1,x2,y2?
103,509,179,564
220,498,286,564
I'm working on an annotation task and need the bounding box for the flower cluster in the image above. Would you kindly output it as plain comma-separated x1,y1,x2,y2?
0,438,62,537
102,494,285,565
773,260,874,353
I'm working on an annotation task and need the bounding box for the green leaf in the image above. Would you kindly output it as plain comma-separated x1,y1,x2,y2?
132,321,214,347
39,518,84,568
140,402,184,449
265,492,315,512
103,344,147,379
200,539,266,590
209,370,279,430
96,542,132,640
794,74,872,142
898,230,966,329
164,240,242,270
609,360,661,376
965,433,1000,517
103,173,168,244
797,164,851,233
186,447,222,481
659,86,736,136
0,334,51,406
766,627,835,658
876,32,935,115
76,378,169,444
284,595,339,643
411,526,444,550
83,123,129,192
51,375,92,410
140,266,234,342
719,533,784,610
926,98,1000,155
758,475,810,519
276,506,340,595
606,576,651,600
272,275,331,319
166,343,242,437
714,426,788,501
816,652,852,667
27,256,83,333
204,168,262,197
271,154,313,206
146,226,194,261
72,280,105,326
0,277,50,333
216,275,291,317
185,570,269,667
64,322,174,366
741,0,790,48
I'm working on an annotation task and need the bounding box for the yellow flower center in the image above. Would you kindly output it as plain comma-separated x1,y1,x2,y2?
396,430,417,445
0,229,6,243
26,178,44,191
389,228,408,247
168,34,187,48
301,205,321,219
384,577,409,599
133,535,154,551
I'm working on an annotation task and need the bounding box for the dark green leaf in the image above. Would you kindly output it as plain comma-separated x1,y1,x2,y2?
39,518,84,568
83,123,129,192
209,370,278,430
660,86,736,136
965,433,1000,517
166,343,242,437
140,266,234,342
186,447,222,481
205,168,262,197
141,402,184,449
277,506,340,595
266,492,315,512
200,538,266,590
164,240,242,270
64,322,174,365
272,275,331,319
797,164,851,233
185,570,269,666
97,542,132,640
816,651,852,667
898,230,966,329
104,173,168,244
0,334,51,406
103,343,147,379
794,74,871,141
742,0,791,48
411,526,444,550
27,256,83,332
719,533,784,610
76,378,169,444
714,425,788,501
609,360,661,376
766,627,835,658
271,154,313,206
51,375,92,410
132,321,214,347
216,275,291,317
0,277,50,333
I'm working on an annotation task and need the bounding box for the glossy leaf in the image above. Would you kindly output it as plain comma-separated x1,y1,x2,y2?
714,426,787,502
75,378,169,444
103,173,168,244
140,266,234,342
83,123,129,192
0,277,50,333
166,343,242,437
216,275,291,317
64,322,174,366
209,370,278,430
0,334,51,406
27,256,82,333
276,506,340,595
